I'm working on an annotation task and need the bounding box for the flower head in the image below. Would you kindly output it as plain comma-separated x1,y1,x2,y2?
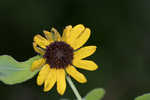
31,24,98,95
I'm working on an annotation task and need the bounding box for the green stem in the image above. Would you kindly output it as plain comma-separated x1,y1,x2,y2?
66,76,82,100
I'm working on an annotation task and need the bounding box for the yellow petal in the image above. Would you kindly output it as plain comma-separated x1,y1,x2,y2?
56,69,66,95
74,46,97,59
34,34,50,49
51,28,61,41
73,59,98,71
43,30,54,42
44,68,57,92
66,65,87,83
71,28,91,50
37,64,50,86
62,25,72,41
31,58,46,71
66,24,85,45
33,42,45,55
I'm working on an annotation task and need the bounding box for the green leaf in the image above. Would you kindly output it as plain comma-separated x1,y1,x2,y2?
0,55,41,85
85,88,106,100
135,93,150,100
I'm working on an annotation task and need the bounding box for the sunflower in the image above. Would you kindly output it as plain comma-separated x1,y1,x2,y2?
31,24,98,95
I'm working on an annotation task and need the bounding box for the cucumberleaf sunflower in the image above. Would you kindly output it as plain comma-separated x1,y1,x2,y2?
31,24,98,95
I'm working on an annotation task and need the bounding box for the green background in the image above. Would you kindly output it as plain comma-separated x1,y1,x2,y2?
0,0,149,100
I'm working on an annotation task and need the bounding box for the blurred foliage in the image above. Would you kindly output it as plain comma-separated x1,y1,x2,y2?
0,55,40,84
0,0,149,100
85,88,105,100
135,93,150,100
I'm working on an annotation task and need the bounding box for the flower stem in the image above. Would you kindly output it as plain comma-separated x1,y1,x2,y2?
66,76,82,100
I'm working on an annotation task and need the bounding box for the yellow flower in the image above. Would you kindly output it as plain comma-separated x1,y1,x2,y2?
31,24,98,95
